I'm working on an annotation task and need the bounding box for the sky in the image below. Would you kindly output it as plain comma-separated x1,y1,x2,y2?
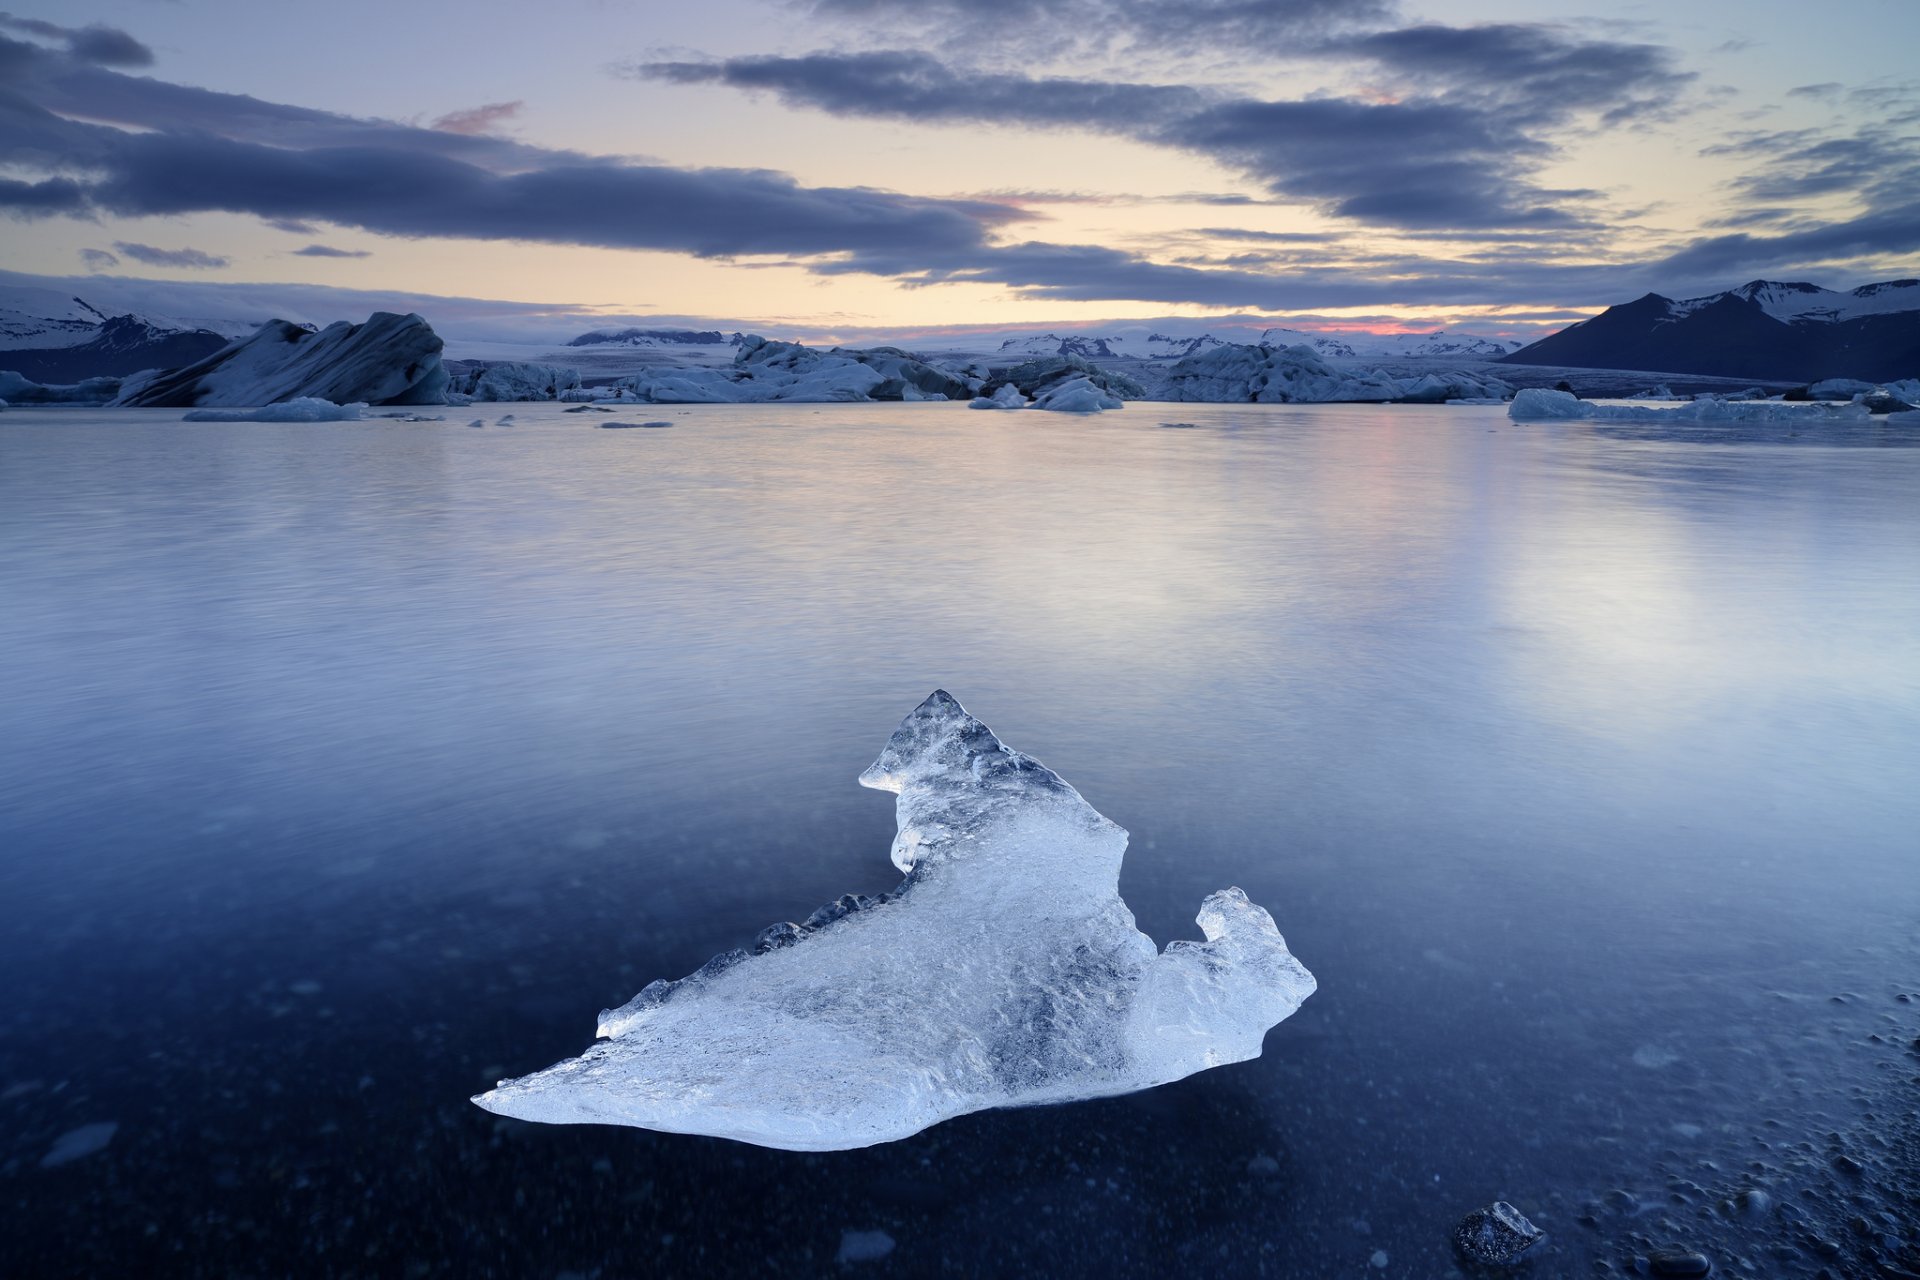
1,0,1916,343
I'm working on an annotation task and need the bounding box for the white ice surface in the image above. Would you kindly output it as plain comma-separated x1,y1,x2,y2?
473,691,1315,1151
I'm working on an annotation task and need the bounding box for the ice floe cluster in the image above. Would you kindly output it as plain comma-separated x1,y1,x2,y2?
613,337,975,404
1148,343,1515,404
473,691,1315,1151
1508,388,1876,423
182,397,368,423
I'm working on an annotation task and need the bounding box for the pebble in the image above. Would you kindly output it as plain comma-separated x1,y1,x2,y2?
1369,1249,1389,1268
1648,1246,1711,1276
1452,1201,1543,1267
39,1122,118,1168
836,1229,895,1264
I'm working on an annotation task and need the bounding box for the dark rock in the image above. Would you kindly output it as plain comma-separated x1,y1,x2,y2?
1832,1153,1864,1176
1452,1201,1544,1268
1647,1246,1711,1276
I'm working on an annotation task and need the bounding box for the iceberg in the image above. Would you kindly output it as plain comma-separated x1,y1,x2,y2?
449,361,582,402
0,370,121,404
181,397,367,422
474,692,1315,1151
1031,376,1124,413
968,383,1027,410
114,313,448,408
1509,387,1871,423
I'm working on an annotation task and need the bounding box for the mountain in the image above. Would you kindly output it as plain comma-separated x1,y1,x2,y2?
995,333,1126,360
566,327,739,348
1502,279,1920,381
0,287,232,380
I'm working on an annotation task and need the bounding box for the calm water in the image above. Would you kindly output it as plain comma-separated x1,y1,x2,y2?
2,402,1917,1277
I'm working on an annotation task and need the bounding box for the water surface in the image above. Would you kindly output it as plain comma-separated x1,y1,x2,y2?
3,402,1916,1275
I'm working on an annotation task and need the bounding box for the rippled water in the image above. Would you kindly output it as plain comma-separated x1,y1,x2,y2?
2,401,1916,1276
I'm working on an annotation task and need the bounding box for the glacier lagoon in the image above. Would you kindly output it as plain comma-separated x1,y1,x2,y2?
2,401,1917,1275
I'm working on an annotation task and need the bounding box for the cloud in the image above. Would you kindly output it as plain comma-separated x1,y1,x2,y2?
0,35,1027,263
79,247,119,270
793,0,1393,57
0,12,153,66
1327,23,1688,123
430,100,524,135
0,174,90,217
1647,201,1920,282
110,242,231,269
291,243,372,258
634,50,1606,228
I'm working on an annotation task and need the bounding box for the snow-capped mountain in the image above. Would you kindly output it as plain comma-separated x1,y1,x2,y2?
565,327,740,348
1137,332,1226,359
1505,279,1920,381
0,288,231,381
995,333,1126,360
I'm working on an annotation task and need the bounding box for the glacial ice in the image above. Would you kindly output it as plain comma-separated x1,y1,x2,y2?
0,370,122,404
1031,376,1124,413
1509,388,1870,423
614,337,973,404
473,691,1315,1151
181,397,367,423
1148,343,1511,404
115,313,448,408
968,383,1027,410
449,361,582,402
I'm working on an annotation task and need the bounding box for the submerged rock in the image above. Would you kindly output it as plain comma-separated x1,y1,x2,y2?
474,691,1315,1151
1647,1246,1712,1276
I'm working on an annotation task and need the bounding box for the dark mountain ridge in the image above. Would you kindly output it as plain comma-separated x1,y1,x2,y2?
1503,278,1919,382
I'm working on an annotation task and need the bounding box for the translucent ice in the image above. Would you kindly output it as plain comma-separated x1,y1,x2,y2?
473,691,1315,1151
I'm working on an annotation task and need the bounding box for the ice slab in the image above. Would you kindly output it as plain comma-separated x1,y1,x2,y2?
474,691,1315,1151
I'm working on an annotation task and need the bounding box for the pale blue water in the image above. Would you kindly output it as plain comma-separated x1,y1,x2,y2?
2,401,1917,1276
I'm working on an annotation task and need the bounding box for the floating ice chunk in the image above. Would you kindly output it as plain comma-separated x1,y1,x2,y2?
1509,388,1870,423
1888,409,1920,424
968,383,1027,410
1031,376,1124,413
40,1122,117,1167
1809,377,1877,399
474,691,1314,1151
181,397,367,422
